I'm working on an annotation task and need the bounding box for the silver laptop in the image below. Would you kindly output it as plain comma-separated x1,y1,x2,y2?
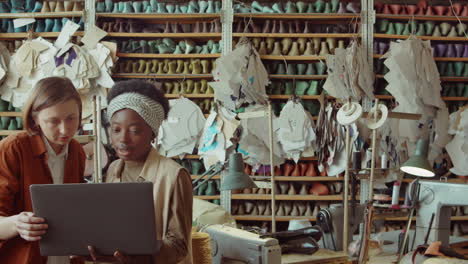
30,182,160,256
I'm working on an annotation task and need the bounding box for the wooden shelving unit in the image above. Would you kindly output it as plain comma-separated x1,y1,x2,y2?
0,32,84,38
260,55,327,61
233,33,358,38
376,75,468,82
97,13,221,19
384,216,468,221
116,53,221,58
373,54,468,62
234,13,360,20
375,14,468,22
401,178,467,184
231,194,344,201
113,74,327,80
374,34,468,41
0,11,83,18
107,33,221,38
375,95,468,101
194,195,220,200
112,74,213,79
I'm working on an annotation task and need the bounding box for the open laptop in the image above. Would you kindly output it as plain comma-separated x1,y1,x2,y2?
30,182,160,256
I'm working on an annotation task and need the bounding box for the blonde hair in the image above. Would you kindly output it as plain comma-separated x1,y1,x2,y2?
22,77,82,135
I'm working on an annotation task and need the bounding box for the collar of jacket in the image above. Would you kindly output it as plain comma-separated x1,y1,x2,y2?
115,147,161,182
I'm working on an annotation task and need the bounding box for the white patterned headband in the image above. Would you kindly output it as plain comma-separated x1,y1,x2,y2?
107,93,165,135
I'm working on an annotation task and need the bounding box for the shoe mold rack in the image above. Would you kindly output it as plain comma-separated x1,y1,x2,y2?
373,0,468,112
0,1,87,138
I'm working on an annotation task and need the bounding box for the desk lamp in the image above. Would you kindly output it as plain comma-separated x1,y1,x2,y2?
397,138,435,263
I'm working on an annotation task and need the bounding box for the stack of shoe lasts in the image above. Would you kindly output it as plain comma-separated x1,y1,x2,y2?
116,38,222,55
267,80,324,96
433,43,468,58
260,226,322,254
436,61,468,77
96,0,221,14
266,62,328,76
0,17,84,33
0,0,84,13
234,0,361,14
98,19,221,33
0,0,84,32
0,100,22,130
234,19,358,34
116,58,215,75
441,83,468,97
376,19,468,37
249,36,346,56
375,1,468,17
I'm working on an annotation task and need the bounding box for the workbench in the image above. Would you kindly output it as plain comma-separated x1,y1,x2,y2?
282,249,350,264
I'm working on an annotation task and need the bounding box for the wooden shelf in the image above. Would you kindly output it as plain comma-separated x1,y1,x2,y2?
107,33,221,38
269,74,327,80
194,195,220,200
231,194,344,201
0,130,22,136
260,55,326,61
0,31,84,38
377,75,468,82
374,54,468,62
171,154,319,161
374,34,468,41
376,14,468,22
402,178,468,184
191,175,220,180
112,74,213,79
97,13,220,19
233,215,468,222
0,112,22,117
375,95,468,101
117,53,221,58
234,13,360,20
233,215,317,221
233,33,358,38
164,94,214,98
269,95,322,100
0,11,83,18
191,175,344,181
384,216,468,221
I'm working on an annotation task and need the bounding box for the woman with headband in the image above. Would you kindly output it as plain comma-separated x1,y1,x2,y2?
79,80,193,264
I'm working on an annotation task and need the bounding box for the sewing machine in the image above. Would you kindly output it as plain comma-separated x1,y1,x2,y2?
205,225,282,264
414,180,468,247
317,203,365,251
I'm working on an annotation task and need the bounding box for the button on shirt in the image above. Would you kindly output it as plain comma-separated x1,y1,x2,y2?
42,136,70,264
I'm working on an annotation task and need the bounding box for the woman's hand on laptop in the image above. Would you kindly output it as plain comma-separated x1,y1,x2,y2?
69,245,130,263
14,212,48,241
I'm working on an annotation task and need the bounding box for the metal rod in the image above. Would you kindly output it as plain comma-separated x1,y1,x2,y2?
95,96,102,183
268,103,276,233
396,178,419,263
367,99,379,200
343,125,351,254
424,213,435,245
92,96,99,183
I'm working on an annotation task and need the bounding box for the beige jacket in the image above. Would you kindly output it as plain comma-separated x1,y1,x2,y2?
106,148,193,264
